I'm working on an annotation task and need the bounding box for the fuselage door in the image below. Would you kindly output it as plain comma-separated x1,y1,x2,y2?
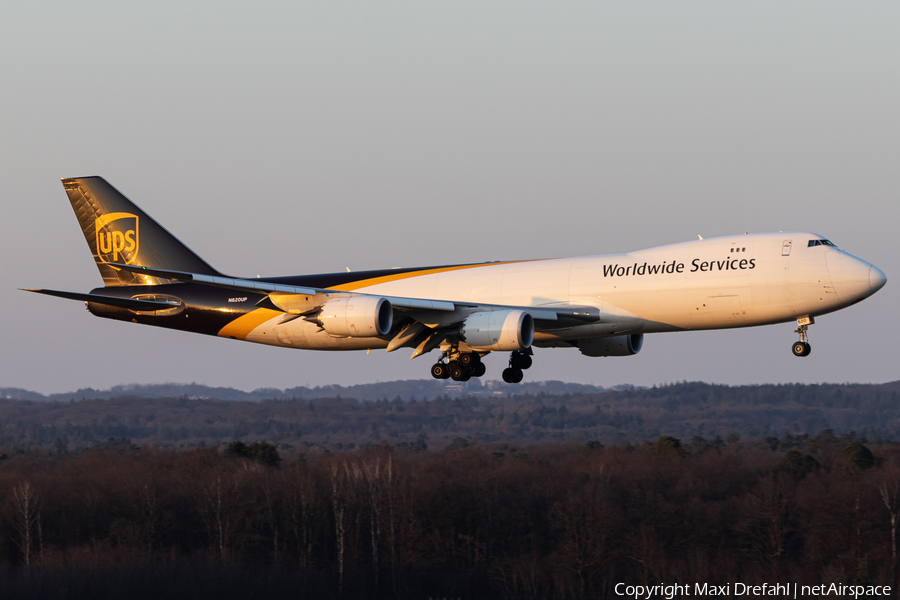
782,240,792,256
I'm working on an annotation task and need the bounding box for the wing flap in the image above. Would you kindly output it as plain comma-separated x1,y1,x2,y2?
385,297,455,311
536,306,601,324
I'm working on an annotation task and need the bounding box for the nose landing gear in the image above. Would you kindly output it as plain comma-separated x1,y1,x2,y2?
792,316,813,357
792,341,811,357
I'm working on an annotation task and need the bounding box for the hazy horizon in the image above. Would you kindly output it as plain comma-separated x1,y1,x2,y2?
2,2,897,394
5,372,899,399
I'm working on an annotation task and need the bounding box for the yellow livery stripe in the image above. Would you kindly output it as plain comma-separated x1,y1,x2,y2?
327,260,539,292
217,308,282,340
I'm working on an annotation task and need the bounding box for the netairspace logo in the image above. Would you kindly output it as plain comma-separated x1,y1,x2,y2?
614,582,892,599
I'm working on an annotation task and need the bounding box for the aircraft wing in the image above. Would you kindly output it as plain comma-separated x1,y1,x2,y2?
106,262,599,323
104,262,601,355
105,263,456,311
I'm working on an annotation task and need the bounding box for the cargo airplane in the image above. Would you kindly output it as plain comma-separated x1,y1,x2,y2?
25,177,887,383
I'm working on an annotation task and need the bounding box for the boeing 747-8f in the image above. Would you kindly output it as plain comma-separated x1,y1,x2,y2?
25,177,887,383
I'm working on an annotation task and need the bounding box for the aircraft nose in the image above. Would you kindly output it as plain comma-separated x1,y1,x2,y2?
825,251,881,305
870,264,887,293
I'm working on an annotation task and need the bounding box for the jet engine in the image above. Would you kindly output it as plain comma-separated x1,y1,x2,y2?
460,309,534,351
318,296,392,337
577,334,643,357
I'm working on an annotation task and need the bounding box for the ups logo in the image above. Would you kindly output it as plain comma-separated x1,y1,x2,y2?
95,212,139,264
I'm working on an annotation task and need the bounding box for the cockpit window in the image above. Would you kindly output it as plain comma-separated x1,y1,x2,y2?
808,239,837,248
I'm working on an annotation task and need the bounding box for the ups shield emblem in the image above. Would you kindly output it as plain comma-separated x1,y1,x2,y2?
95,212,139,264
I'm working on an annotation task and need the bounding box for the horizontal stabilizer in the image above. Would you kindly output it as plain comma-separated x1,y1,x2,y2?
22,288,181,311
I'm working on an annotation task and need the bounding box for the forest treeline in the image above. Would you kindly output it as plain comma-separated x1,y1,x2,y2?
0,378,610,403
0,380,898,451
1,433,899,599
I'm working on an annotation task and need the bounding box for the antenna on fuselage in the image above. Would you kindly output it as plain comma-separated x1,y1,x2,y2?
698,235,704,240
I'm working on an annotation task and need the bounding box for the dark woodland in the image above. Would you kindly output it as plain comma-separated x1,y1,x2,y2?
1,380,900,451
0,380,899,599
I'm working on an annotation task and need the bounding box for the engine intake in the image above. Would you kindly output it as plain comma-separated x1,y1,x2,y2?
461,309,534,351
319,296,392,337
577,334,643,357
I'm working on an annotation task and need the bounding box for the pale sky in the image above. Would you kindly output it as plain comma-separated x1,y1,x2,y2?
2,2,898,394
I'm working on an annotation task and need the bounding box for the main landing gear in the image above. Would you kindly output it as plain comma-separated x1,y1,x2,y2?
502,351,533,384
791,316,813,357
431,351,486,382
430,349,533,383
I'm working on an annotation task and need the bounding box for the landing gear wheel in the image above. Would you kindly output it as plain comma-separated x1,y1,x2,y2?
502,367,524,384
431,363,450,379
449,363,471,382
471,362,486,378
458,353,481,368
792,318,813,358
511,353,532,370
792,342,811,357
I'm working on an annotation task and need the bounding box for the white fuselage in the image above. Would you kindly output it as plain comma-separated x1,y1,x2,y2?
242,232,885,351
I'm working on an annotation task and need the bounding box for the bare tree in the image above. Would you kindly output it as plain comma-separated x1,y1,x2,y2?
359,453,392,590
734,473,795,577
330,461,350,597
285,463,319,570
209,475,226,558
198,468,257,560
12,480,41,567
385,454,398,596
262,471,281,561
141,482,158,551
880,480,900,585
549,487,609,598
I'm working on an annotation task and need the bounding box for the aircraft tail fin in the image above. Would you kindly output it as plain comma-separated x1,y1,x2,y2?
62,176,221,286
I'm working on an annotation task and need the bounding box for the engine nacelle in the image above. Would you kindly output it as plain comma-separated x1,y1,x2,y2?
319,296,392,337
577,334,643,357
460,309,534,351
